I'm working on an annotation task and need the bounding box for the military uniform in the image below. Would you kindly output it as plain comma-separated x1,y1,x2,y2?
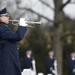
45,56,55,75
0,8,27,75
45,50,55,75
22,50,34,75
67,52,75,75
23,55,33,69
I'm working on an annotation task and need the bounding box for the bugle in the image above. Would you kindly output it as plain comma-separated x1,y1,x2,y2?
9,20,41,28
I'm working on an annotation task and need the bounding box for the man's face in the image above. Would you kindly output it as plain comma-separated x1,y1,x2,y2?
48,51,54,57
26,51,32,56
0,16,9,24
71,53,75,58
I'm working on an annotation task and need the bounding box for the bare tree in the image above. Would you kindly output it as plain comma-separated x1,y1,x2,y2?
53,0,72,75
0,0,75,75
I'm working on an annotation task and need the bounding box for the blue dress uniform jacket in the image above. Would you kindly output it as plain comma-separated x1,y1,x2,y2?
45,57,55,75
67,58,75,75
23,56,33,69
0,22,27,75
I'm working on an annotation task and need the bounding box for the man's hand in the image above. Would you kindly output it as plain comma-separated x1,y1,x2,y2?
19,18,28,27
52,70,56,74
50,67,53,71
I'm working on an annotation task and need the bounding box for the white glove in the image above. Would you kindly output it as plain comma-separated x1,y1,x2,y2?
54,60,57,67
19,18,28,27
52,70,56,74
32,59,36,64
50,67,53,71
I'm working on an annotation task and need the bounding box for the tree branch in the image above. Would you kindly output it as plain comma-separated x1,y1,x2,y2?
39,0,55,11
60,0,71,11
17,6,54,22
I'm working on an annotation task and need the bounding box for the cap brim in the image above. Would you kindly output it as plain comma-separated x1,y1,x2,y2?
0,13,8,16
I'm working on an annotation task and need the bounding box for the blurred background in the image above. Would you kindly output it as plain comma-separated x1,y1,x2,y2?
0,0,75,75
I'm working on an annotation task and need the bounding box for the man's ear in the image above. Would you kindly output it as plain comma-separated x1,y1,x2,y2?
0,17,2,22
0,17,1,22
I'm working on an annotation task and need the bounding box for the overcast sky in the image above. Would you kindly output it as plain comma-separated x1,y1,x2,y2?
0,0,75,21
49,0,75,20
63,4,75,19
42,0,75,20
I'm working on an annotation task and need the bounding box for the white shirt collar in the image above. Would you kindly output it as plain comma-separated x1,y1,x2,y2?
27,55,31,58
71,57,75,60
50,56,54,59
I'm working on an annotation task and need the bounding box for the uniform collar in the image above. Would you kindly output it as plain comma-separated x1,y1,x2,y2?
27,55,31,58
49,56,54,59
0,22,7,24
71,57,75,61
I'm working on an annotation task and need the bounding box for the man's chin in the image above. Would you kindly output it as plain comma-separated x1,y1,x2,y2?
6,21,9,24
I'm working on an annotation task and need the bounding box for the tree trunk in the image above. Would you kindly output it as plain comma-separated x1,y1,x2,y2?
53,0,64,75
54,24,63,75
